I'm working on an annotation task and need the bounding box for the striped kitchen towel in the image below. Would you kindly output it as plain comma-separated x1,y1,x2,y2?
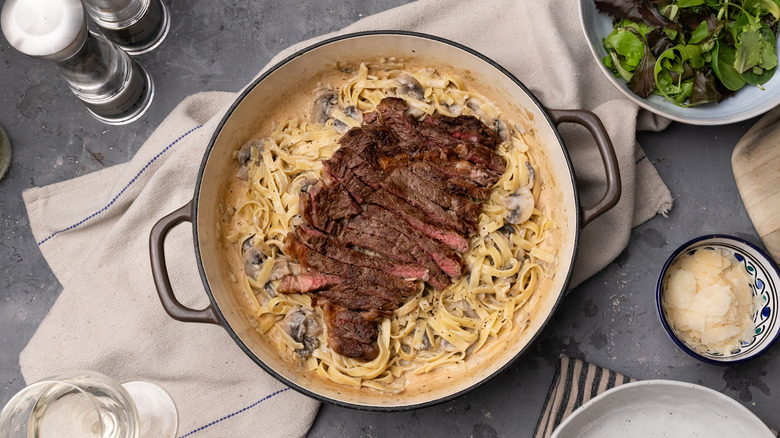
533,355,635,438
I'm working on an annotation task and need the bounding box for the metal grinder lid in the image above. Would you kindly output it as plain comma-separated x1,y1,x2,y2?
1,0,87,60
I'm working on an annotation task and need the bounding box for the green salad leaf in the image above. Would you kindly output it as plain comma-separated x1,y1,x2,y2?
626,28,659,96
595,0,780,106
735,22,767,72
712,40,748,89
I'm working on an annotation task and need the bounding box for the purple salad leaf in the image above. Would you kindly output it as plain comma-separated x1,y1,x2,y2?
626,28,658,97
594,0,681,30
646,28,675,56
689,69,721,105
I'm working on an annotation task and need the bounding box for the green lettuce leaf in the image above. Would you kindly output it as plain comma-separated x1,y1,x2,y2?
711,41,747,90
735,22,765,72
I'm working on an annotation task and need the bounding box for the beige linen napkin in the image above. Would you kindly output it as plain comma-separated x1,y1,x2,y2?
20,1,673,436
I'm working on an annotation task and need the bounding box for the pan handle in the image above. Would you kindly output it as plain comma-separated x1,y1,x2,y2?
546,108,621,227
149,200,221,325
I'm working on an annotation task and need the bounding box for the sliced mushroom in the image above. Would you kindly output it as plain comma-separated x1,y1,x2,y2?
288,172,320,197
333,119,349,133
330,104,364,134
494,119,510,143
236,139,264,180
504,161,536,225
465,98,492,125
268,259,308,281
235,165,249,181
237,142,252,164
441,102,462,116
453,300,478,319
281,309,306,342
242,236,266,280
396,73,424,100
416,330,431,351
343,105,362,121
281,307,322,359
524,161,535,187
264,281,277,298
268,259,290,282
237,138,264,164
441,339,458,352
312,90,339,124
466,97,482,112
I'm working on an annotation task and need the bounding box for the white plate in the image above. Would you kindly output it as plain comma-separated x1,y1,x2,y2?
551,380,773,438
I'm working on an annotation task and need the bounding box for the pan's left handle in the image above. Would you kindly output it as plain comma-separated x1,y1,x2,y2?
149,200,221,325
546,108,621,227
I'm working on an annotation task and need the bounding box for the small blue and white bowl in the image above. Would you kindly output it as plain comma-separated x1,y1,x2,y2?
656,234,780,365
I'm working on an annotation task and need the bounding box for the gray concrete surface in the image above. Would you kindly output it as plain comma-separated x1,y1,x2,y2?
1,1,777,436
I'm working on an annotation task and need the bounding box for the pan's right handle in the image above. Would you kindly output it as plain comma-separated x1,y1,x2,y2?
149,200,220,325
546,108,622,227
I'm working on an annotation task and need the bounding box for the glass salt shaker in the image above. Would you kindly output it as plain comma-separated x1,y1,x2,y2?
1,0,154,125
81,0,170,55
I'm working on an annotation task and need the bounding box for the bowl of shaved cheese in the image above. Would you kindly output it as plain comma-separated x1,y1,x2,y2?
657,234,780,365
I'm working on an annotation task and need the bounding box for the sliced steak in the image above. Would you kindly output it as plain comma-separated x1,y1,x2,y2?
342,214,451,290
385,164,481,226
317,282,405,311
322,303,380,361
367,189,469,253
362,204,463,278
425,113,501,149
324,165,375,204
414,160,493,200
453,142,507,174
414,119,459,152
381,183,471,236
363,111,379,124
303,179,360,232
338,123,397,155
285,234,418,296
376,97,506,178
296,224,428,281
324,145,386,192
341,221,417,264
376,97,425,155
277,272,343,294
419,153,500,188
277,96,510,361
421,114,505,173
346,205,463,280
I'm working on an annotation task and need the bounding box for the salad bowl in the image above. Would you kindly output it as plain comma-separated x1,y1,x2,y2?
579,0,780,125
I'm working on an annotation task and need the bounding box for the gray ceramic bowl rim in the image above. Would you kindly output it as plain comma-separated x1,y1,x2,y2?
656,233,780,366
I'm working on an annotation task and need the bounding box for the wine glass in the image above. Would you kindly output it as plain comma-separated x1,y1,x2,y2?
0,371,177,438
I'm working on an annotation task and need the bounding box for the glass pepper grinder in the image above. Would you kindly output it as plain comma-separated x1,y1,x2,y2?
1,0,154,125
81,0,170,55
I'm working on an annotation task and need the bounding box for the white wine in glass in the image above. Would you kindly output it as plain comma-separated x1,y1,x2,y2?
0,371,177,438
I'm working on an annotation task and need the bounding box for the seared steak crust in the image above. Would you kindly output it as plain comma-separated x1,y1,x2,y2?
323,303,381,361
